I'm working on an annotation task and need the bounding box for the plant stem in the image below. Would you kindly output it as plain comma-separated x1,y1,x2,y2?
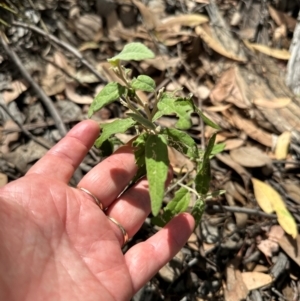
150,87,164,119
178,182,201,198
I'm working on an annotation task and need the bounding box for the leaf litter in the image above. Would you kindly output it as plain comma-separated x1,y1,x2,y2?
1,0,300,300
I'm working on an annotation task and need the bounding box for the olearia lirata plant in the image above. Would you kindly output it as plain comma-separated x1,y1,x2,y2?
88,42,225,227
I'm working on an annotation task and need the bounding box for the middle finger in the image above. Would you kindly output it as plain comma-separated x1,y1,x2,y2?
77,145,138,209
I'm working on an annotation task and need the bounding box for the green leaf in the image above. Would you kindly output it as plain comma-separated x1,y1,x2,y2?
95,118,136,148
145,134,169,216
195,133,216,195
162,128,198,159
210,143,226,156
153,94,193,130
132,133,149,183
108,43,155,62
151,188,190,227
127,113,156,130
88,82,126,117
191,199,205,227
131,75,156,92
165,187,190,214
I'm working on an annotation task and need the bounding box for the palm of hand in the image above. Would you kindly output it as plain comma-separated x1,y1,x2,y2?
0,121,194,301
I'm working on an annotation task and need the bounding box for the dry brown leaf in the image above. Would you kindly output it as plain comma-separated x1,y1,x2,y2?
133,0,160,30
275,131,291,160
65,82,93,105
216,153,250,188
223,110,273,147
224,259,248,301
97,62,122,83
210,67,251,109
158,31,192,46
253,265,269,273
78,41,99,52
196,26,247,62
74,14,103,42
230,146,272,168
142,56,181,71
41,52,70,96
244,40,290,60
225,192,248,228
279,234,300,267
258,239,279,257
157,14,208,31
268,5,296,32
241,272,273,290
253,97,291,109
283,182,300,205
0,120,19,154
2,81,28,104
224,139,244,151
0,173,8,187
206,104,232,112
168,146,195,174
258,226,284,257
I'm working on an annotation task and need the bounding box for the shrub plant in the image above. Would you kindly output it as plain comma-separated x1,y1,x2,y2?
88,43,224,226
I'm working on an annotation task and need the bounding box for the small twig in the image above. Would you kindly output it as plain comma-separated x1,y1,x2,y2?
0,33,67,138
207,204,277,218
0,103,51,150
12,20,106,83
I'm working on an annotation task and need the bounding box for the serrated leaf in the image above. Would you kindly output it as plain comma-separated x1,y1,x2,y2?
191,198,205,227
162,128,198,159
95,118,136,148
108,42,155,62
126,113,156,130
131,75,156,92
146,134,169,216
195,133,216,195
153,95,193,130
88,82,126,117
252,178,298,238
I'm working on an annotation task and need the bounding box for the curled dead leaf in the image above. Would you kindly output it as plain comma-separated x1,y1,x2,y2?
253,97,291,109
157,14,208,31
65,82,93,105
133,0,160,30
244,40,290,60
196,26,247,62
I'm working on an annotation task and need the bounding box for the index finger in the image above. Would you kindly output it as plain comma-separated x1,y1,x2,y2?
27,120,100,183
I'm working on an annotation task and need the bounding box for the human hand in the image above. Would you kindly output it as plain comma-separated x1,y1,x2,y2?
0,120,194,301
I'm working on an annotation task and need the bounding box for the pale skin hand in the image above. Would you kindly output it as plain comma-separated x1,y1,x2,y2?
0,120,194,301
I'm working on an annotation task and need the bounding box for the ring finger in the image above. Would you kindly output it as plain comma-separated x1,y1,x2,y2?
105,169,173,246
